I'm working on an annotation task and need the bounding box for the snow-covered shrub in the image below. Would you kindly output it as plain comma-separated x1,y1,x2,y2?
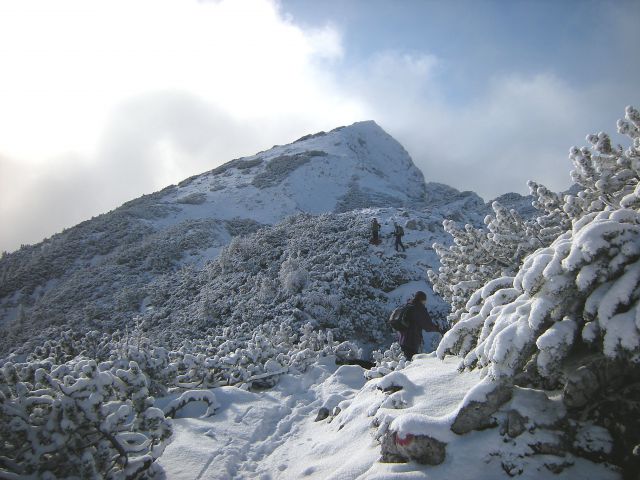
176,192,207,204
279,255,308,294
163,390,219,418
563,106,640,218
0,358,172,479
525,105,640,230
438,208,640,382
428,201,548,324
437,107,640,382
193,211,420,345
0,216,228,357
365,342,407,379
429,106,640,327
18,320,363,396
527,180,572,244
210,156,264,176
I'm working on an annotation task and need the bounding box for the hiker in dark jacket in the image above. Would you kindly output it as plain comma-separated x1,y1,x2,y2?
371,218,381,244
393,222,406,252
398,291,438,360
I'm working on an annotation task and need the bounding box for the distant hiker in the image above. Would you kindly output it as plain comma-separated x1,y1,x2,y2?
371,218,381,245
391,291,439,360
393,222,405,252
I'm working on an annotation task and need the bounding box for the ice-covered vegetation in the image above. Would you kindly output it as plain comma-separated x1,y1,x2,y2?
0,320,361,478
438,106,640,371
424,106,640,476
0,357,172,479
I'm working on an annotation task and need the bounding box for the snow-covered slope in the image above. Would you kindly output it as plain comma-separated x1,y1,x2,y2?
156,354,617,480
0,121,488,355
0,120,531,358
163,120,427,225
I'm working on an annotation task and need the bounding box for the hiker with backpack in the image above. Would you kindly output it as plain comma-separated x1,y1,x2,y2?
389,291,439,360
371,218,381,245
393,222,405,252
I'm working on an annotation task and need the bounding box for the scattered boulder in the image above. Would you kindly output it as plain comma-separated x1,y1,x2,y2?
506,410,528,438
571,423,613,463
501,460,524,477
529,440,567,457
563,356,630,409
451,383,512,435
315,407,330,422
405,219,418,230
544,460,574,474
380,431,447,465
376,371,413,394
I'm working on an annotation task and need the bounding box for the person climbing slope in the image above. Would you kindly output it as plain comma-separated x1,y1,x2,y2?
371,218,381,245
393,222,406,252
393,291,439,360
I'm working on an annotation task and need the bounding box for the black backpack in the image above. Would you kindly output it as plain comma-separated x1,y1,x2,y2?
389,304,412,331
396,226,404,236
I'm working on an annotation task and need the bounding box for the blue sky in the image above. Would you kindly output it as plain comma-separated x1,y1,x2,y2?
283,0,636,94
0,0,638,252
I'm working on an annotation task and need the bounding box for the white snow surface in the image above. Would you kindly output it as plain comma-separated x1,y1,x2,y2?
157,354,477,479
156,355,615,480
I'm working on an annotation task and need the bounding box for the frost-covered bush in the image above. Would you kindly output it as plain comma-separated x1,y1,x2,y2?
428,201,547,324
438,208,640,382
194,211,420,345
0,317,364,476
526,105,640,227
16,321,362,394
430,107,640,476
279,255,309,294
210,157,264,176
176,192,207,205
431,105,640,328
0,217,229,357
365,342,407,379
0,358,172,479
563,106,640,218
527,180,572,244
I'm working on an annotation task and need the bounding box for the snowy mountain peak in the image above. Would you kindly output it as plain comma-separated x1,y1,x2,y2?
151,120,427,228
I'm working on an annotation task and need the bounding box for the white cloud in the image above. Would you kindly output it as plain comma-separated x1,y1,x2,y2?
0,0,636,252
345,55,630,199
0,0,364,251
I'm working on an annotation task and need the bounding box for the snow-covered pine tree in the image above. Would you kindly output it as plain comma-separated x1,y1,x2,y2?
527,180,572,244
429,106,640,328
428,201,547,324
563,106,640,218
438,208,640,378
436,106,640,475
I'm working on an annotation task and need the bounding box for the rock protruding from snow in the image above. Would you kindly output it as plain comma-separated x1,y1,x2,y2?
380,431,447,465
450,379,512,434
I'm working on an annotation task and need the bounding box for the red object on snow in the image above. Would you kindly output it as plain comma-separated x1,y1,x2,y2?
395,432,414,446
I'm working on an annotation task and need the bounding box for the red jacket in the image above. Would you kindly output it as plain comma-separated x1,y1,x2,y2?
398,301,438,351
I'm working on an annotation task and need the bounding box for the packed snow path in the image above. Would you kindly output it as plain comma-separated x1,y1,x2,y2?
156,355,481,479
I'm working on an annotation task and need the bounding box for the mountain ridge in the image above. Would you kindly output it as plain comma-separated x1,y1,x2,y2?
0,120,533,356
